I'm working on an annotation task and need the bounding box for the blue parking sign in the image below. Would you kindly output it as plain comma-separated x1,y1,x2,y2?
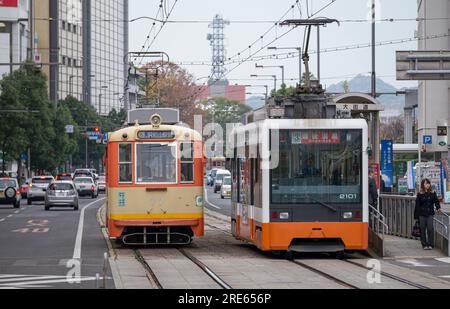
423,135,433,145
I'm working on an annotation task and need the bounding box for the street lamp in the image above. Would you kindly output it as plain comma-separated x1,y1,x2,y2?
244,85,269,101
255,63,285,86
69,74,95,97
251,75,277,92
99,85,108,116
268,46,302,84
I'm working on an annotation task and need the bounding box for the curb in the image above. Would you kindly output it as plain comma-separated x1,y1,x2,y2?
96,204,123,289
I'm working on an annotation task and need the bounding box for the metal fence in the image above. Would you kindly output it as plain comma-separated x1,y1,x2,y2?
379,194,450,256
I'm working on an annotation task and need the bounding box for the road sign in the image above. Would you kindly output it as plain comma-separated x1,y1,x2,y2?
423,135,433,145
397,50,450,80
65,125,74,134
87,131,101,141
20,153,27,161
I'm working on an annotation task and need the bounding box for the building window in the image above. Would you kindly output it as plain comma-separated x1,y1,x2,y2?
62,21,66,30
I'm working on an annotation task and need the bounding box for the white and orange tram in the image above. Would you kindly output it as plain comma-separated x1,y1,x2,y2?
230,118,369,254
105,108,204,245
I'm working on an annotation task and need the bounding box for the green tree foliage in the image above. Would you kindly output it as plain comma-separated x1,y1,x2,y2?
272,84,297,97
201,97,252,132
0,64,57,173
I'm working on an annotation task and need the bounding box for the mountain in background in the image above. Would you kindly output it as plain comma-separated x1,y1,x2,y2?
246,75,408,116
246,96,266,110
326,74,405,116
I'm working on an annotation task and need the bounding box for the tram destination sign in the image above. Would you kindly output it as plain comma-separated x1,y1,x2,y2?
137,130,175,140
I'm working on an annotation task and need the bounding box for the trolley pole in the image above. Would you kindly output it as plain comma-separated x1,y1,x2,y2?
371,0,376,98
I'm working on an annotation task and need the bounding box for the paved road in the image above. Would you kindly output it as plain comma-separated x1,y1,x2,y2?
389,257,450,282
204,185,232,217
0,195,114,289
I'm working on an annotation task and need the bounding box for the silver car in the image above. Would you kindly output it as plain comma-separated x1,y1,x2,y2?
28,176,55,205
73,177,99,198
45,181,79,211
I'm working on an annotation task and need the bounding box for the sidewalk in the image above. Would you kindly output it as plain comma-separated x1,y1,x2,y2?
383,235,446,259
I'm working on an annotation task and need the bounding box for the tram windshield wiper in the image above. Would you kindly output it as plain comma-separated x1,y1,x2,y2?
306,196,337,213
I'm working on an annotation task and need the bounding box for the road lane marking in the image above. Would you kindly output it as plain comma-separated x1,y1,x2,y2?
0,219,5,222
397,259,434,267
73,198,106,260
436,258,450,264
0,274,110,288
14,211,19,214
7,215,12,218
204,189,222,210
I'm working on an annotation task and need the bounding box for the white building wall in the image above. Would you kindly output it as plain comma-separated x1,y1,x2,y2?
0,0,29,78
418,0,450,156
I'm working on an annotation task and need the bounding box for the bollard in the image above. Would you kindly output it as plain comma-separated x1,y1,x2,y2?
103,252,108,289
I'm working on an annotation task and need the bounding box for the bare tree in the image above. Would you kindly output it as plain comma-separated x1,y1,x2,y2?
381,116,405,142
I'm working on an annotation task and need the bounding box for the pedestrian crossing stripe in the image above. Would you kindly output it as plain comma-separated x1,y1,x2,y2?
0,274,112,288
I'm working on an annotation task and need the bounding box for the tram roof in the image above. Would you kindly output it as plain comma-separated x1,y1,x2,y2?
108,124,203,142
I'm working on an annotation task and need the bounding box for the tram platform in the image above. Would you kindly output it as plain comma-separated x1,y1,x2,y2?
382,235,446,259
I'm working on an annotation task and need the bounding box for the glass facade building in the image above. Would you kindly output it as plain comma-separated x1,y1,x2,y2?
88,0,128,115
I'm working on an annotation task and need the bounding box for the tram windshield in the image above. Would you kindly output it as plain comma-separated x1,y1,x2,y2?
271,129,363,204
136,143,177,183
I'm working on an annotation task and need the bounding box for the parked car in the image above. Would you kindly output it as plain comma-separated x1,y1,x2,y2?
73,177,98,198
45,181,79,211
214,169,231,193
0,177,21,208
220,176,232,199
28,176,55,205
97,175,106,193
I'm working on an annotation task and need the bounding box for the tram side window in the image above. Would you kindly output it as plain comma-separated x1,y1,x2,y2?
119,144,132,183
180,142,194,183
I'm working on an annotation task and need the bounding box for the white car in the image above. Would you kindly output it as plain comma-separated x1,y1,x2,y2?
73,177,99,198
97,175,106,193
28,176,55,205
214,169,231,193
220,176,232,199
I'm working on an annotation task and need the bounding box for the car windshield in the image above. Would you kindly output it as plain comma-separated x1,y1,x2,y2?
217,173,230,181
74,178,93,184
98,176,106,182
271,129,363,204
0,180,16,189
211,170,218,178
32,178,53,184
49,183,74,191
223,177,232,185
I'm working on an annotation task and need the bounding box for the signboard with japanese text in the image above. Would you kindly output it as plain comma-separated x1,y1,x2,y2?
291,131,340,145
380,140,394,188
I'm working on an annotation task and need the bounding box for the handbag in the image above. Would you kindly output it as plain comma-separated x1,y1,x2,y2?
412,221,421,238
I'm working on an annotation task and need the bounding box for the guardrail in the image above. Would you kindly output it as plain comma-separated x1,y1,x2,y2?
379,194,450,256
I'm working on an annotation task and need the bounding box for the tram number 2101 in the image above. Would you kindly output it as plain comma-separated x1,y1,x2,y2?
339,194,358,200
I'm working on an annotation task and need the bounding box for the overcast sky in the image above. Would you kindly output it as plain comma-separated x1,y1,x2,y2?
129,0,419,91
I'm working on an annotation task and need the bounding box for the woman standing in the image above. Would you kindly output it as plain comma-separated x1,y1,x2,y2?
414,179,442,250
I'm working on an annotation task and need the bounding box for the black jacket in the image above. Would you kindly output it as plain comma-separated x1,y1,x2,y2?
414,192,441,219
369,176,378,206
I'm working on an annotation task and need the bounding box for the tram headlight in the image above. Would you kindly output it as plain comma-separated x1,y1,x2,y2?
279,212,290,220
343,212,353,219
150,114,162,127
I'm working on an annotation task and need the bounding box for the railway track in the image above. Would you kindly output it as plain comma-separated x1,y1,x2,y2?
290,260,359,289
343,259,430,290
134,248,233,289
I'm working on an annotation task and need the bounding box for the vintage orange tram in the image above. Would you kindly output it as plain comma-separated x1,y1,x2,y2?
105,108,204,245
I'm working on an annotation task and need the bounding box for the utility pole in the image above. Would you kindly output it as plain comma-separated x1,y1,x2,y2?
317,26,320,83
28,0,34,61
371,0,376,98
85,120,88,168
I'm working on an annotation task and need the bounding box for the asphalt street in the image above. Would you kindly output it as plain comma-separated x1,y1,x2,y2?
0,195,114,289
204,185,232,217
